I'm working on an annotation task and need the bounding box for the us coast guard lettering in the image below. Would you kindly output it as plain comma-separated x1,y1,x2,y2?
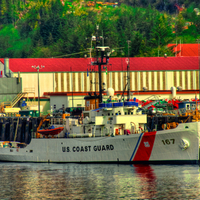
62,145,114,152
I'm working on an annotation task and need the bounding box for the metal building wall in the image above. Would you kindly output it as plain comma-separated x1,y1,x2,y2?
52,70,198,93
14,73,54,98
14,70,199,98
0,77,22,102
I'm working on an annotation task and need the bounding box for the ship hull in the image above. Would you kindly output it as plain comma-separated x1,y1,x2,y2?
0,122,199,164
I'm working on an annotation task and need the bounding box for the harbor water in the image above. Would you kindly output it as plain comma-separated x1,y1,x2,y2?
0,163,200,199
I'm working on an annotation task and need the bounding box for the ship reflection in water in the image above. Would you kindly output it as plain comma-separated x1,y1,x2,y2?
0,163,199,199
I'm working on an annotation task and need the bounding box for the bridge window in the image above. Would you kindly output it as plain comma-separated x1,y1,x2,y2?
185,104,190,110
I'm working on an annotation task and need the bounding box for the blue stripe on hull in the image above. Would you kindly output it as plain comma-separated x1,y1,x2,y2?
129,132,144,161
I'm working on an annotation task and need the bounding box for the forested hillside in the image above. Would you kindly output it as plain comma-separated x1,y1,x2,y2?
0,0,200,58
119,0,200,13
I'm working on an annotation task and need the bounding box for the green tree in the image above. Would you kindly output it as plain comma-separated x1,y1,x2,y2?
176,14,186,35
150,14,174,48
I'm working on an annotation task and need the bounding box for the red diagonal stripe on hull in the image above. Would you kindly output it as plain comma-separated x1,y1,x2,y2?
133,131,156,161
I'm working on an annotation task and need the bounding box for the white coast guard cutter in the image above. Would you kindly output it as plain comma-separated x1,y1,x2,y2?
0,26,199,164
0,98,199,164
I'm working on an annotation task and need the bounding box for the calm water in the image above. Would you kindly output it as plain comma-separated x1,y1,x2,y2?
0,163,200,199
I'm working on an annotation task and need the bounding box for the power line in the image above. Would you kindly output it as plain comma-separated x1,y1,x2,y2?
52,47,125,58
52,50,90,58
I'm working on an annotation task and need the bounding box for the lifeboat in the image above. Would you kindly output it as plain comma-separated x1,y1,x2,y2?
38,126,64,137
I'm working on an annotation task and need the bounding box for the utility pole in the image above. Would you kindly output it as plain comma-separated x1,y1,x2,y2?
197,39,200,100
32,65,45,117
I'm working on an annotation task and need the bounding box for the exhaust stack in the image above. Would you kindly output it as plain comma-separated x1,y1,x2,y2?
4,58,12,78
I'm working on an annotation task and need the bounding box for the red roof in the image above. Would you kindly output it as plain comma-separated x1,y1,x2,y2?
0,57,198,73
168,44,199,56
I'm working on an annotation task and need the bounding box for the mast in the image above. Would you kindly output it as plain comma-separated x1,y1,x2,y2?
127,60,130,100
127,40,131,100
93,25,110,103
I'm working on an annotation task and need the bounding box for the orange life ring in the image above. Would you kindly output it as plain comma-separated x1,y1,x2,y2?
167,123,170,130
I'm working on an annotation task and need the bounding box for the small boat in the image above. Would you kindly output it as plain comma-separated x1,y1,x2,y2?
38,126,64,137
